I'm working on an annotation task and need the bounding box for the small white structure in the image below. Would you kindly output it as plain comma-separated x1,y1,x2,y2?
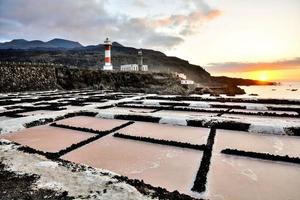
120,64,138,71
175,72,187,80
120,64,148,72
140,65,148,71
103,37,113,70
181,80,194,85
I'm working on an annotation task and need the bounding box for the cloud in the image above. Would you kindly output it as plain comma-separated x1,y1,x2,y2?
143,35,184,48
133,0,147,7
142,1,221,36
207,57,300,73
0,0,220,49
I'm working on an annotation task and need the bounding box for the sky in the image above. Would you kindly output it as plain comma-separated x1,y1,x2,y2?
0,0,299,81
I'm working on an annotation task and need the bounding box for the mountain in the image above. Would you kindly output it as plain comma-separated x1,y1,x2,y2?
0,39,211,84
0,39,83,50
0,39,53,49
0,38,274,87
46,38,83,49
112,42,123,47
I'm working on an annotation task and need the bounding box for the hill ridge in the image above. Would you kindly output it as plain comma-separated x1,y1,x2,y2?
0,38,83,50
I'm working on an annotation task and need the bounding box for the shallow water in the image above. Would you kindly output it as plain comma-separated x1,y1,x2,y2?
1,125,95,153
214,129,300,158
207,154,300,200
118,121,210,145
62,135,202,195
56,116,129,131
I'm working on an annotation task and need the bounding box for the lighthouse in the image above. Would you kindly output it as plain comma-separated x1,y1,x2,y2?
103,37,113,70
138,50,143,71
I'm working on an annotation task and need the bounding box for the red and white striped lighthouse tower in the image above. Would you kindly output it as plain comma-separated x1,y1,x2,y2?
103,37,113,70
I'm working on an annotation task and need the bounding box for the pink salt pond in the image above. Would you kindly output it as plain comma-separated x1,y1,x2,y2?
62,136,202,195
1,126,95,153
118,121,209,145
55,116,129,131
215,129,300,157
207,153,300,200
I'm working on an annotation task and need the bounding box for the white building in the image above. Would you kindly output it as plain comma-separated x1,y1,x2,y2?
140,65,148,71
181,80,194,85
120,64,148,72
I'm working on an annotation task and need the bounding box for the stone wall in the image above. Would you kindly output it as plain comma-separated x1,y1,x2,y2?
0,63,57,92
0,63,185,94
56,67,186,94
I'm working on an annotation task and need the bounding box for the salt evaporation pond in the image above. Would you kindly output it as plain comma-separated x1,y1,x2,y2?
156,110,218,118
1,125,95,153
207,153,300,200
214,129,300,157
222,113,300,126
62,135,202,195
55,116,129,131
105,106,157,113
118,121,210,145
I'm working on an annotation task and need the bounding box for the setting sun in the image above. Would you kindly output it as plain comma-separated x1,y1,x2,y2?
257,71,269,81
249,70,276,82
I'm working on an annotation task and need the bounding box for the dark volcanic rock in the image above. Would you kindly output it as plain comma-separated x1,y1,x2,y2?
0,63,57,92
0,63,187,94
0,161,73,200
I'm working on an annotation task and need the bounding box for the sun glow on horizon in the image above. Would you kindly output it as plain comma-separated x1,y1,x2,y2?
212,68,300,82
256,71,269,81
246,70,280,82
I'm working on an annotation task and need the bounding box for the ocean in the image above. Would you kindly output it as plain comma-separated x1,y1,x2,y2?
238,82,300,100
